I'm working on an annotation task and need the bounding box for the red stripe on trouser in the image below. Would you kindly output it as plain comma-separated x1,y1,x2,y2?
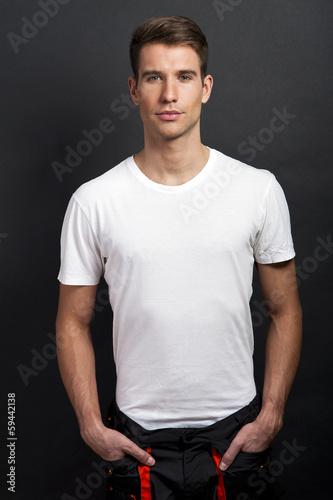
211,446,226,500
138,447,152,500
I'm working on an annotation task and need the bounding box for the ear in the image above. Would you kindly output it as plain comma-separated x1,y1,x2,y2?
201,74,213,104
128,76,139,106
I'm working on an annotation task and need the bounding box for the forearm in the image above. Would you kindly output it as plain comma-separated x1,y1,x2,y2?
56,319,104,437
55,284,155,465
258,308,302,433
220,261,302,468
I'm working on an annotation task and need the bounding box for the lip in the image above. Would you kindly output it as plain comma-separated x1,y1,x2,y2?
156,110,183,121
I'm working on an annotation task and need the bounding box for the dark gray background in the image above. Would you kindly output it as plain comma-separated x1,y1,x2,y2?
1,1,332,499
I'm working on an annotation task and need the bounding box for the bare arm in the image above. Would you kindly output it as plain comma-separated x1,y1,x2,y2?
55,283,155,465
220,259,302,470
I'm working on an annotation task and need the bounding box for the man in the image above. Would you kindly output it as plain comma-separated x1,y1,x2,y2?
56,16,302,500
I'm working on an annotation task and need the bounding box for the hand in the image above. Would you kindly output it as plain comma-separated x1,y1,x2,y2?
80,422,155,466
219,416,279,471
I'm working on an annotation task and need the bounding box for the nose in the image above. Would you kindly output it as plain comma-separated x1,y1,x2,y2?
161,77,178,103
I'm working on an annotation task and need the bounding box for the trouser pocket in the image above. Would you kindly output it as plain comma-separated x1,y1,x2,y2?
106,455,141,499
225,448,271,475
210,439,280,499
221,450,285,499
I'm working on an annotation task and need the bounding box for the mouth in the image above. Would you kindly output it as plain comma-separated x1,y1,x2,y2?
156,110,183,121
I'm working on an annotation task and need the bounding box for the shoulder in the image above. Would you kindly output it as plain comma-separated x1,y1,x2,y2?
73,156,132,205
210,148,276,190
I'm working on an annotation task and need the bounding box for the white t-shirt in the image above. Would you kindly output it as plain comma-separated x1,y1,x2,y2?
58,148,295,430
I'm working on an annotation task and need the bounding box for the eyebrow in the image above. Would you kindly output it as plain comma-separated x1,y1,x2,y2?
141,69,198,78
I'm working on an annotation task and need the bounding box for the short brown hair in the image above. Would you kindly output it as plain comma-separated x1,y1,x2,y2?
130,16,208,83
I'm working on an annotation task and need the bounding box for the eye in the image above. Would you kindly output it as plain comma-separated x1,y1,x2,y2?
147,75,161,81
179,75,192,80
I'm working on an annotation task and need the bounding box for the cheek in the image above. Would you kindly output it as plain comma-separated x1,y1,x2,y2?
138,85,158,100
185,89,204,107
188,94,204,115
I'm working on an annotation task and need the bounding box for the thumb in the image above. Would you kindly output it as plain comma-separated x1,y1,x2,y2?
128,441,155,466
220,441,241,471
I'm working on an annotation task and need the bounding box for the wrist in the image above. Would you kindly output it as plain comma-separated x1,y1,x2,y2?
256,402,284,437
79,414,105,442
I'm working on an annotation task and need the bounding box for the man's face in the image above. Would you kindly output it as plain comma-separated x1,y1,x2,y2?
129,43,213,142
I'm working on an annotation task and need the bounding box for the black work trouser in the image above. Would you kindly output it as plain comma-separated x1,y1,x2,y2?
105,394,284,500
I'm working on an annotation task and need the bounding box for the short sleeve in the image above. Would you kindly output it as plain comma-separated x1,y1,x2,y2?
57,195,103,285
253,176,295,264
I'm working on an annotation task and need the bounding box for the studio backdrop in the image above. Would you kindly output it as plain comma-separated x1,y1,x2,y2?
1,1,332,499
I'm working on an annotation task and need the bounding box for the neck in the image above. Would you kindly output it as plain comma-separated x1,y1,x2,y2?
134,130,210,186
